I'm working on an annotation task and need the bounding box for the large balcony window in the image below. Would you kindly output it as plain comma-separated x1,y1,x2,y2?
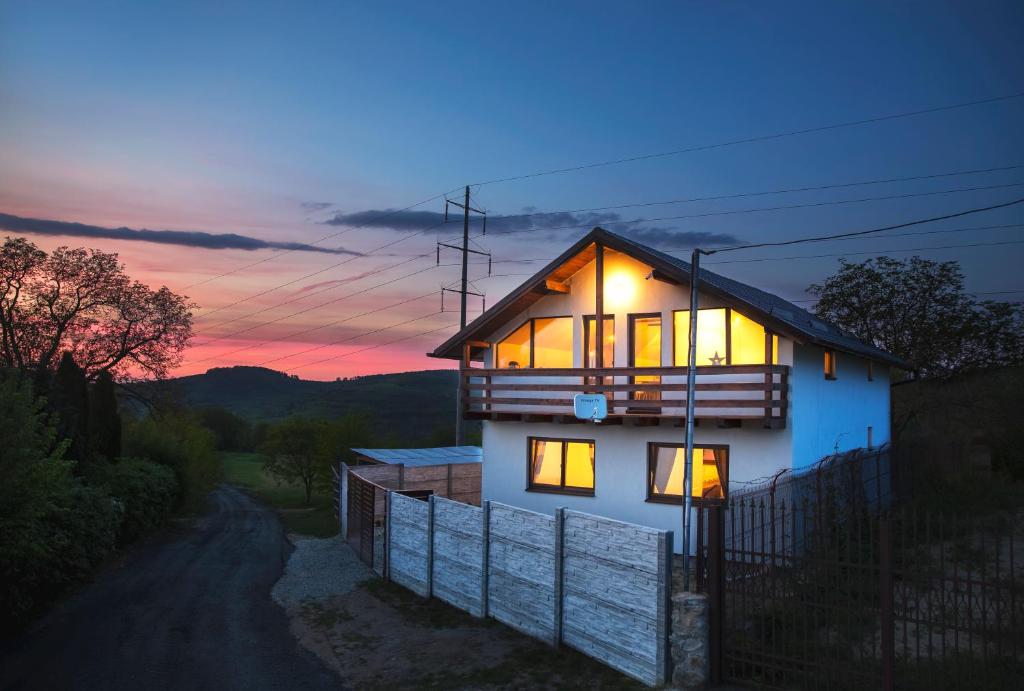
673,308,778,366
496,317,573,368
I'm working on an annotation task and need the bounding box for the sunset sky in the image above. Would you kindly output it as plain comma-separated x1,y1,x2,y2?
2,1,1023,381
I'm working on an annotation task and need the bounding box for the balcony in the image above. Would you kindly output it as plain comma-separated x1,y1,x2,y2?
461,364,788,427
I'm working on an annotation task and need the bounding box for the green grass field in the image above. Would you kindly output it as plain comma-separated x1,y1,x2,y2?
221,452,338,537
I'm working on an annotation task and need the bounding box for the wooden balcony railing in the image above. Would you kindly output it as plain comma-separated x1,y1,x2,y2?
461,365,788,427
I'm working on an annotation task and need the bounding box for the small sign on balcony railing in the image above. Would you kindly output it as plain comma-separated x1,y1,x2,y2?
573,393,608,422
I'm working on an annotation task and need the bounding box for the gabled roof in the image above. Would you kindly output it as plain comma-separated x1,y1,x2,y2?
429,227,909,369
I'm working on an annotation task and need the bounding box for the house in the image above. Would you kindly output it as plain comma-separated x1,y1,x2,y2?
428,227,907,549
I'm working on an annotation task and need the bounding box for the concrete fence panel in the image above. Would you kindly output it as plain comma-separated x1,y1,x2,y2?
387,493,430,597
431,496,484,616
381,497,673,686
486,502,557,643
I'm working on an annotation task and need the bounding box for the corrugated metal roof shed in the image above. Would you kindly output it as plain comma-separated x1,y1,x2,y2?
350,446,482,467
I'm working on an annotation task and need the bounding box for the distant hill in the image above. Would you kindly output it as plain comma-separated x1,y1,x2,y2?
133,367,475,445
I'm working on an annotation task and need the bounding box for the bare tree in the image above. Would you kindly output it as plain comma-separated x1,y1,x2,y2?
0,237,194,381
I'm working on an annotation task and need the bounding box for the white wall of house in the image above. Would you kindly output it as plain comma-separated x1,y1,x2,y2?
788,343,891,470
470,247,893,552
482,418,794,553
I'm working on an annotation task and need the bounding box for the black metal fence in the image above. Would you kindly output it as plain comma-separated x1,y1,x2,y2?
697,447,1024,690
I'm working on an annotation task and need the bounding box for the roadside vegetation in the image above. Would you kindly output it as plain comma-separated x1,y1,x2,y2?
0,236,208,634
222,451,338,537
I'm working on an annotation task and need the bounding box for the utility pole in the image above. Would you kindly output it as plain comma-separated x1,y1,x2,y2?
681,247,705,592
439,186,489,446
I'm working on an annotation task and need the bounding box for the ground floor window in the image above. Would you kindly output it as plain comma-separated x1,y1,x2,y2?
647,443,728,504
527,437,595,495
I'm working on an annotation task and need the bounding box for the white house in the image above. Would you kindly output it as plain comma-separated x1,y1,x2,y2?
428,227,906,550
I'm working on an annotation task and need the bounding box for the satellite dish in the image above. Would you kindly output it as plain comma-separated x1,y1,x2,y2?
574,393,608,422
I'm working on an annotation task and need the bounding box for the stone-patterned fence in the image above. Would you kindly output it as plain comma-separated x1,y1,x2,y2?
386,495,673,686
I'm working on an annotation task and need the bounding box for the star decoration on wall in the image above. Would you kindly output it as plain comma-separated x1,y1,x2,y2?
709,351,725,366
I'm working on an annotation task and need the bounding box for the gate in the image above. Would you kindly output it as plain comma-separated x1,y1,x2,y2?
346,471,378,567
698,499,1023,690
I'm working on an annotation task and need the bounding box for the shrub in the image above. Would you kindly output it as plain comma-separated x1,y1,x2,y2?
91,459,179,545
0,371,121,631
123,410,221,510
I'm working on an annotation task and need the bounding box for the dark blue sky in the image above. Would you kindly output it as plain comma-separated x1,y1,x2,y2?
1,1,1022,377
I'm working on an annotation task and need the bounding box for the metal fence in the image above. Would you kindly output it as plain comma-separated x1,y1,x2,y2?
696,450,1024,690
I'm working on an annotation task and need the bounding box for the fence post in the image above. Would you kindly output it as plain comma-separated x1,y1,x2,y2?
707,504,724,686
480,500,490,619
657,529,673,686
879,512,895,691
384,490,392,582
339,463,348,538
553,506,566,648
427,494,436,598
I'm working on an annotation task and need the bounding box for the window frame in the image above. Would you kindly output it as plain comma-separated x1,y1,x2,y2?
494,315,574,369
582,314,615,368
645,442,729,506
672,307,776,366
526,436,596,496
824,349,837,380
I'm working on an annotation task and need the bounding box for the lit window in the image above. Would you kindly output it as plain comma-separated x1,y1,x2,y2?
583,315,615,368
496,317,573,369
731,311,768,365
674,308,726,365
497,321,530,369
674,308,776,366
533,317,573,368
824,349,837,380
529,438,595,494
647,444,728,504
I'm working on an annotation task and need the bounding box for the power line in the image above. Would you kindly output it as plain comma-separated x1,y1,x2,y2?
447,222,1024,270
196,219,448,319
789,289,1024,304
704,238,1024,265
188,290,440,366
182,188,460,290
471,91,1024,186
195,253,433,342
486,182,1024,238
283,317,459,373
192,261,439,351
706,196,1024,254
472,163,1024,224
257,309,445,367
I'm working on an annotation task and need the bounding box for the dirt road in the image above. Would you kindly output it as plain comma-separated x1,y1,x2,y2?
0,486,342,691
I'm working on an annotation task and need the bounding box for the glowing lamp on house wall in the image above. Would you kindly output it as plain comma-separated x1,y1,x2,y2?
605,270,636,308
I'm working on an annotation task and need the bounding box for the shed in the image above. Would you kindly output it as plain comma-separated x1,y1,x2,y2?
351,445,482,467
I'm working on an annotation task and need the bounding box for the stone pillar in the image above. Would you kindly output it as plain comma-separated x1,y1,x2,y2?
670,592,709,689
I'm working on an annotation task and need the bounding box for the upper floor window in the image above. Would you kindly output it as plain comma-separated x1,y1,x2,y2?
583,315,615,368
647,443,728,505
824,349,837,380
528,437,595,495
673,308,777,366
496,317,573,369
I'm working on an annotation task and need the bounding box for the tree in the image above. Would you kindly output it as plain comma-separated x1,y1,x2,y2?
0,237,194,382
49,352,90,464
197,407,252,451
89,370,122,460
260,417,333,505
810,256,1024,378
